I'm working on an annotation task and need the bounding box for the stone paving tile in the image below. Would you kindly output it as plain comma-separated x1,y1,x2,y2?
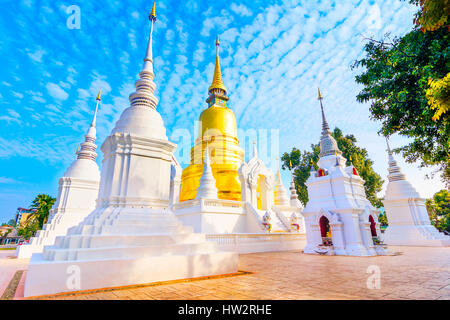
24,246,450,300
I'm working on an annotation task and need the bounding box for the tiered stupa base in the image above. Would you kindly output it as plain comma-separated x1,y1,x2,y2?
24,207,238,297
16,209,90,259
383,225,450,247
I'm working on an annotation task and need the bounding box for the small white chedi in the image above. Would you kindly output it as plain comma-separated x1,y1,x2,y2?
382,140,450,246
302,89,390,256
16,95,101,259
24,4,237,297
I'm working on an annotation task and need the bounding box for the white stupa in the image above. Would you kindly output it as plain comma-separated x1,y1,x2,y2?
382,139,450,246
274,158,290,206
195,143,218,200
24,4,237,297
302,89,390,256
16,94,101,259
289,164,303,209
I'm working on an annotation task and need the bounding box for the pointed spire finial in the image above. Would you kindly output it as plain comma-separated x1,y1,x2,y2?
318,87,330,134
76,146,79,154
128,3,159,110
91,90,101,128
289,160,292,170
386,136,392,154
77,94,99,162
149,1,157,21
208,35,227,95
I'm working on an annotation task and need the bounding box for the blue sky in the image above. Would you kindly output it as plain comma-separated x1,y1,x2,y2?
0,0,445,223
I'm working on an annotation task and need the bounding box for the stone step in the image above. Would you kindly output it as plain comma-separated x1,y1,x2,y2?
52,232,206,249
44,241,217,261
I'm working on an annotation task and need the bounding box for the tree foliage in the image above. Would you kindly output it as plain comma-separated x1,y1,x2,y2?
18,194,56,239
411,0,450,32
280,127,384,208
352,22,449,185
426,189,450,232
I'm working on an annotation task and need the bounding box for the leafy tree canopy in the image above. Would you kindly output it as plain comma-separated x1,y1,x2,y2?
426,189,450,232
352,22,449,185
281,127,384,208
411,0,450,32
18,194,56,239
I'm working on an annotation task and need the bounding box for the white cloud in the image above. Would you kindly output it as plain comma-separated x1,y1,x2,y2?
201,9,234,37
230,3,253,17
27,48,46,63
46,83,69,100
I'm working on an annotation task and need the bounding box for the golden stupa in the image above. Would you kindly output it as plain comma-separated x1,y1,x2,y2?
179,36,244,202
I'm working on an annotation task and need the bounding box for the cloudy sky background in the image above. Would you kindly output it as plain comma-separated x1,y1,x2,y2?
0,0,445,223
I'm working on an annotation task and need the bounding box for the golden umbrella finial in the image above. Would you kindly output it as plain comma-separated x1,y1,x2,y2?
349,155,353,162
208,35,227,95
149,1,157,21
318,88,323,100
289,160,292,169
96,90,101,101
76,146,79,154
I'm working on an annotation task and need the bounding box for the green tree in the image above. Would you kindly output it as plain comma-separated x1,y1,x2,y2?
378,212,388,227
18,194,56,239
411,0,449,32
352,2,449,186
0,228,12,245
426,189,450,232
281,127,384,208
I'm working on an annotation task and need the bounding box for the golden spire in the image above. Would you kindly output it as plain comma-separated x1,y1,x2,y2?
289,160,292,169
149,1,157,21
208,35,227,94
76,146,79,154
96,90,101,101
318,88,323,100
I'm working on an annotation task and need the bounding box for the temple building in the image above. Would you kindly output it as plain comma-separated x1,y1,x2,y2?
171,37,304,253
16,93,102,259
24,3,237,297
302,89,391,256
382,140,450,246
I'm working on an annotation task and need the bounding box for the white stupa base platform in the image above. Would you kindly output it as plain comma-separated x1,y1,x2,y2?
24,251,237,297
383,225,450,247
303,243,392,256
206,233,306,254
23,207,239,298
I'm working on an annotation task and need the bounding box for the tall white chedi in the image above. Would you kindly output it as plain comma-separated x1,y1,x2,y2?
302,89,389,256
382,139,450,246
24,3,237,297
16,94,101,258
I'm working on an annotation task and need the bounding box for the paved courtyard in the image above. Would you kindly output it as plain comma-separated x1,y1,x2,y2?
4,246,443,300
